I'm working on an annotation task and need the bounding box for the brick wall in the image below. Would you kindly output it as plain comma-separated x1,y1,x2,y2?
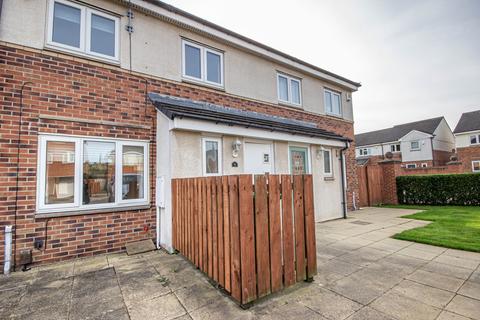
457,146,480,172
0,43,358,269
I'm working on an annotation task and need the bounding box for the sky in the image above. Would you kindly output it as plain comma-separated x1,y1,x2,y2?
163,0,480,134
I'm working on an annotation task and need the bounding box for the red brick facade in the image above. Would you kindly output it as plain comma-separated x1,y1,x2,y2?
0,44,359,269
457,146,480,173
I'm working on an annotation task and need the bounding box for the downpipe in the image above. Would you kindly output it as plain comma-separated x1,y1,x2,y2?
340,142,350,219
4,225,12,275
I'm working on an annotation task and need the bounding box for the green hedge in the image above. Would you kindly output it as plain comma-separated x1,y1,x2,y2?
396,174,480,206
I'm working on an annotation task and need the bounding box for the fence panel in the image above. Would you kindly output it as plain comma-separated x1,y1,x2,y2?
172,174,317,306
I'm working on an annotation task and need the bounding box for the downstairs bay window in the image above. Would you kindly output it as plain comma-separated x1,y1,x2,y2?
37,135,149,214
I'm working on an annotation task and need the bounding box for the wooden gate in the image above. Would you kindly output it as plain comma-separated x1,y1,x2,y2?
172,174,317,306
357,165,384,207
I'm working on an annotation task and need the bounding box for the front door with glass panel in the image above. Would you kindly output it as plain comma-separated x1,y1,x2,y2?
290,146,309,174
244,142,274,174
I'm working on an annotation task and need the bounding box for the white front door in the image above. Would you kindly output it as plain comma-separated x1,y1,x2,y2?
244,142,274,174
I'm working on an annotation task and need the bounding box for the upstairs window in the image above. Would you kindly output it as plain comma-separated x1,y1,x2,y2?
410,141,420,151
359,148,370,156
182,40,224,87
391,144,401,152
277,73,302,106
470,134,480,145
324,89,342,116
47,0,119,61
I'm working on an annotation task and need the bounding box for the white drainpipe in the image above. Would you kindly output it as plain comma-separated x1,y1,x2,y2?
4,225,12,275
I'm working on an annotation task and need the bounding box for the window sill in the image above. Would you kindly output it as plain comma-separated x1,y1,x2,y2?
181,78,225,92
44,45,120,67
278,101,303,109
35,204,151,219
326,112,343,119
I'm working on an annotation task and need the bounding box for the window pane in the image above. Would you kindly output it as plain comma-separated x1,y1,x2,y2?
90,13,115,57
45,141,75,204
325,91,332,113
291,80,300,104
473,161,480,172
411,141,419,150
185,44,201,79
471,135,478,144
205,141,219,174
323,150,331,174
122,146,144,200
332,93,341,114
278,76,289,101
52,2,81,48
290,148,307,174
83,141,115,204
206,51,221,84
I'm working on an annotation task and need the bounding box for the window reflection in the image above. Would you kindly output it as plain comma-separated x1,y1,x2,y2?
122,145,144,200
83,141,115,204
46,141,75,204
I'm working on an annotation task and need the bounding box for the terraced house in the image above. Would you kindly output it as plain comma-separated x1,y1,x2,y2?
0,0,361,269
453,110,480,173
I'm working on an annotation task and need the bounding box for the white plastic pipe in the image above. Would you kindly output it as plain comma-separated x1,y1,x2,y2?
4,225,12,275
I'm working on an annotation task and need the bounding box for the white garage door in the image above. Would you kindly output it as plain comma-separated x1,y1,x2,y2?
244,142,274,174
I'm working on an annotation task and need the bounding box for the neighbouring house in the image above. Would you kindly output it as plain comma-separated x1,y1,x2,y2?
453,110,480,173
355,117,455,168
0,0,361,269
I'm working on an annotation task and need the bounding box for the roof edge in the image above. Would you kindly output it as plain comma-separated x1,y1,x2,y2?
132,0,361,89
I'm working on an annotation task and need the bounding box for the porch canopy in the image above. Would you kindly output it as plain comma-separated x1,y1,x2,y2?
148,93,350,147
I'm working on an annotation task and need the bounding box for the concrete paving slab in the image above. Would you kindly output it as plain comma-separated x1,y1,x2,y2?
174,281,224,312
189,297,254,320
345,306,396,320
436,310,472,320
298,286,362,320
254,301,327,320
327,273,389,305
420,261,473,280
434,254,480,270
392,279,455,308
446,295,480,320
407,269,465,292
397,246,440,260
317,258,363,276
370,290,442,320
128,293,186,320
458,280,480,300
443,249,480,262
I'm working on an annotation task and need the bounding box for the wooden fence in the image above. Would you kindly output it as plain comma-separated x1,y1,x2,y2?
172,174,317,306
357,165,384,207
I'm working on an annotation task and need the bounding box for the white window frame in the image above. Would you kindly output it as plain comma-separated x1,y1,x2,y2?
202,137,223,176
37,135,149,214
359,148,370,156
323,148,333,176
46,0,120,62
391,144,401,152
410,140,421,151
406,163,417,169
324,88,342,117
470,134,480,145
182,39,224,88
472,160,480,173
277,73,302,106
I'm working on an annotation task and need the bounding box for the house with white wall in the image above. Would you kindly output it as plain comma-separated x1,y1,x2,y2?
355,117,455,168
453,110,480,173
0,0,361,268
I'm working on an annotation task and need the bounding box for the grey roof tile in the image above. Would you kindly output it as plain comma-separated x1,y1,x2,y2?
453,110,480,133
355,117,444,146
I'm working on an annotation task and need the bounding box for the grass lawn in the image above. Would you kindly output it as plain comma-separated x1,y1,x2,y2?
386,205,480,252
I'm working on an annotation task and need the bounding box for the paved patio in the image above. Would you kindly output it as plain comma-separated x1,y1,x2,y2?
1,207,479,320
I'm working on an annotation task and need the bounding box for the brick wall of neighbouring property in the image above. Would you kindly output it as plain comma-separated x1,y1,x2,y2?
457,146,480,172
0,43,358,269
433,149,455,166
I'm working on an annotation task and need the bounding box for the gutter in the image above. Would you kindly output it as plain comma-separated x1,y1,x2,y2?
340,142,350,219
